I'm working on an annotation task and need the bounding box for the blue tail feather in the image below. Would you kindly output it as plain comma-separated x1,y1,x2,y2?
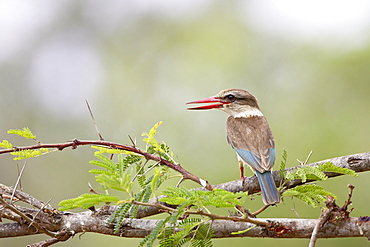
255,171,280,205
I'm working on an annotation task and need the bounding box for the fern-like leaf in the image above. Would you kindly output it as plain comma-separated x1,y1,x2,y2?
286,166,328,183
280,148,288,179
90,153,116,171
283,184,335,207
95,171,132,194
10,148,51,160
318,162,358,177
88,169,115,176
8,127,36,139
139,218,168,247
58,194,119,211
109,203,132,233
0,140,13,149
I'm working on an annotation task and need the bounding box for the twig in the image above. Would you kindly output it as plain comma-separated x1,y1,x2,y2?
187,210,270,227
342,184,355,212
0,195,57,238
27,230,71,247
128,200,177,213
0,184,55,211
308,208,332,247
251,205,270,217
27,238,60,247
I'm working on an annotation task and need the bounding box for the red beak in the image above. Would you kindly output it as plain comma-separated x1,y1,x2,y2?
186,96,229,110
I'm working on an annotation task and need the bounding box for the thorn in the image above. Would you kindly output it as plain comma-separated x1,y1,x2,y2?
291,203,301,218
11,161,27,203
128,135,136,147
88,183,99,194
176,177,185,187
86,100,104,141
131,160,149,182
304,150,313,165
88,206,96,212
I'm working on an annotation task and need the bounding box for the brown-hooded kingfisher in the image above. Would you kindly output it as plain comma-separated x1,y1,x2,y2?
187,88,281,205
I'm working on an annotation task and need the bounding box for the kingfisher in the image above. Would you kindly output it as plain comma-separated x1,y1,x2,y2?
187,88,280,205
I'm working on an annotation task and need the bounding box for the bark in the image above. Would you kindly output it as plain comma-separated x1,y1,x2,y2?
1,208,370,240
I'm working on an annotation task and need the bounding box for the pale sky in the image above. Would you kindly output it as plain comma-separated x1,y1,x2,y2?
1,0,369,116
1,0,370,62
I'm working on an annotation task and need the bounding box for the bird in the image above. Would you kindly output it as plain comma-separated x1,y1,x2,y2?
186,88,280,205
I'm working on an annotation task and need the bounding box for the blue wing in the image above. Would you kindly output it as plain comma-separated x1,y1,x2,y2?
234,148,275,173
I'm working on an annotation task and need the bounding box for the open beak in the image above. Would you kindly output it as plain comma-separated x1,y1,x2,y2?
186,96,229,110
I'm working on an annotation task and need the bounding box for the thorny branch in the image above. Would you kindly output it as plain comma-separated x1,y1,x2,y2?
0,139,214,191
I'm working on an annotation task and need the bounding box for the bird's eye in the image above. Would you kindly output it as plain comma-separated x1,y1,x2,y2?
226,94,235,101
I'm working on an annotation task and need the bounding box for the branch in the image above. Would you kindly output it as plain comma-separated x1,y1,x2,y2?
0,139,213,191
131,152,370,219
213,152,370,193
2,208,370,240
56,212,370,239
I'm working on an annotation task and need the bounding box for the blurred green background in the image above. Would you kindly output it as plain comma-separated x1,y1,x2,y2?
1,1,370,246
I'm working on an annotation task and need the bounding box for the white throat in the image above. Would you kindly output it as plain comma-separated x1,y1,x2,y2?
220,105,264,118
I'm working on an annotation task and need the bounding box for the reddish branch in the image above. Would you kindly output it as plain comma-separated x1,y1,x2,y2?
0,139,214,191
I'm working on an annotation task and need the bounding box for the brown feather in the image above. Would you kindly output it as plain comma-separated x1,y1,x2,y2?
226,116,275,172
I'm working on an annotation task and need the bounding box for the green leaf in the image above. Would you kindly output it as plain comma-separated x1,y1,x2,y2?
58,194,119,211
95,171,133,194
88,169,115,176
8,127,36,139
139,218,168,247
0,140,13,149
90,153,116,171
280,149,288,179
151,167,161,194
109,203,132,233
10,149,50,160
286,166,328,182
318,162,358,177
283,184,336,207
159,187,245,209
142,121,162,147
